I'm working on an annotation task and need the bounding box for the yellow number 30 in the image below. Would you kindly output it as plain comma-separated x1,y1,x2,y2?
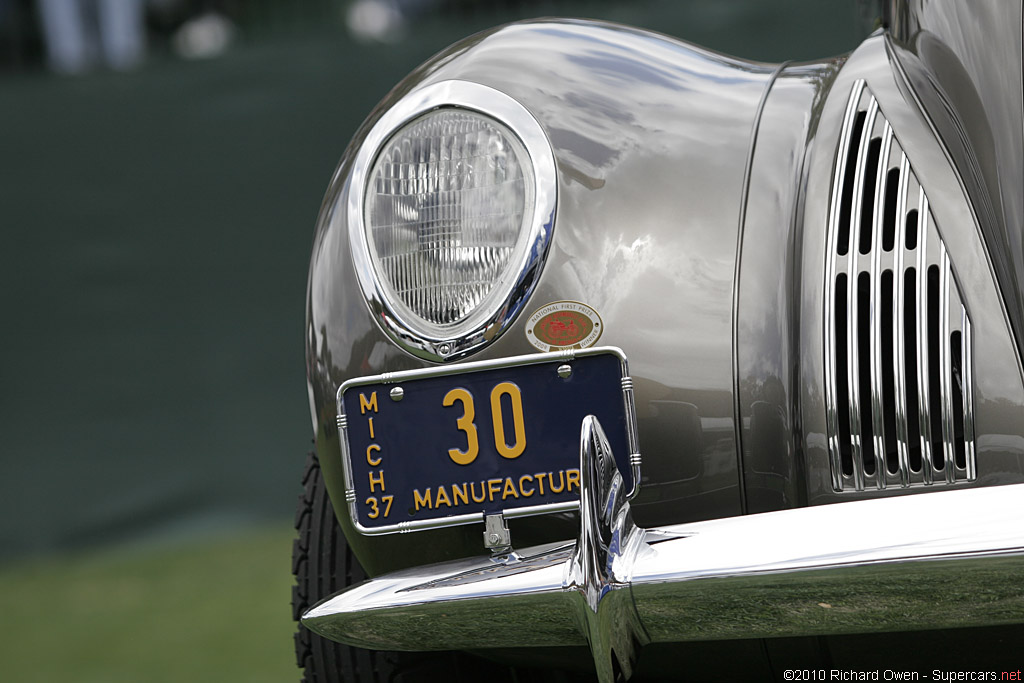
442,388,479,465
442,383,527,465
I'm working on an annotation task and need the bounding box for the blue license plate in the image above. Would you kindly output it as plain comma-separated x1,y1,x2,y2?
337,347,637,534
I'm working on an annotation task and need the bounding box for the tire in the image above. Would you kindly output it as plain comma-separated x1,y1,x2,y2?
292,450,588,682
292,450,389,682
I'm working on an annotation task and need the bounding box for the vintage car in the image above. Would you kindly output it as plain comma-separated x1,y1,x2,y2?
293,0,1024,680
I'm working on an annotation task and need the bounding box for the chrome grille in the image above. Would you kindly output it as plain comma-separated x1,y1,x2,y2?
824,80,975,492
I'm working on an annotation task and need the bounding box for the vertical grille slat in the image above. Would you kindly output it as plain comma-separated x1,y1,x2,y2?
880,269,897,476
868,123,896,487
916,196,936,485
846,95,880,492
903,268,923,474
849,265,867,490
892,155,912,486
963,313,976,480
882,167,900,252
857,271,875,478
825,79,866,492
939,248,957,483
859,137,882,255
951,330,966,470
835,273,853,479
824,82,975,492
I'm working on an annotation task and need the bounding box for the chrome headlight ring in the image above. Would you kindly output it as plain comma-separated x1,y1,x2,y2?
347,80,557,363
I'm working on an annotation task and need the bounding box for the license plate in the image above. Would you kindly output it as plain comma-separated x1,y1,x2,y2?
336,347,638,535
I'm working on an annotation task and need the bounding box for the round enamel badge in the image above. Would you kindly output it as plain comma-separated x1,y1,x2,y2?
525,301,603,352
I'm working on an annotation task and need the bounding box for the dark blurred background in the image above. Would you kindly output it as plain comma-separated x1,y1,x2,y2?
0,0,871,679
0,0,870,563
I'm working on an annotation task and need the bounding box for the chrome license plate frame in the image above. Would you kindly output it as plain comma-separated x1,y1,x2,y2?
335,346,640,535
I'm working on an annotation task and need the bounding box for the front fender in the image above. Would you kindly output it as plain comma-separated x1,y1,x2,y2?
306,19,778,574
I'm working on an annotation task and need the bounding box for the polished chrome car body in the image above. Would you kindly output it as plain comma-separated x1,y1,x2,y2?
306,417,1024,680
301,0,1024,678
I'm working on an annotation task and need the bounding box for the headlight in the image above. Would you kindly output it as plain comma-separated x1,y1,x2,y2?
348,81,556,362
365,109,533,326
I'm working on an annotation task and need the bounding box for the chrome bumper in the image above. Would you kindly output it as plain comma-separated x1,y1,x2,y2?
303,417,1024,682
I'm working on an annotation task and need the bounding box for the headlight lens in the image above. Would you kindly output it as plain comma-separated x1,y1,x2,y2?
348,80,556,362
365,108,535,327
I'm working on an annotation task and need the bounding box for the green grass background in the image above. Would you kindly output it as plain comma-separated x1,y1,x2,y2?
0,526,296,682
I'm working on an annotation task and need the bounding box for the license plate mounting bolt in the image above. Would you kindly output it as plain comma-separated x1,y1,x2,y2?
483,513,512,554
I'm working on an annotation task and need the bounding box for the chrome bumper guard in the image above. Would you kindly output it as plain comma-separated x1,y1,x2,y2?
303,417,1024,682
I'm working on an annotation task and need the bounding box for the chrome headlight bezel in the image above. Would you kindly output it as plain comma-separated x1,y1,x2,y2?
347,80,557,363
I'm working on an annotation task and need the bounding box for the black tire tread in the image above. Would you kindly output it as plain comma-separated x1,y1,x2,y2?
293,450,386,682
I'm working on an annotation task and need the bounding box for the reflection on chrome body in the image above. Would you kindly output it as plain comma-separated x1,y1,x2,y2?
565,417,646,681
346,80,558,363
300,3,1024,676
303,416,1024,682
